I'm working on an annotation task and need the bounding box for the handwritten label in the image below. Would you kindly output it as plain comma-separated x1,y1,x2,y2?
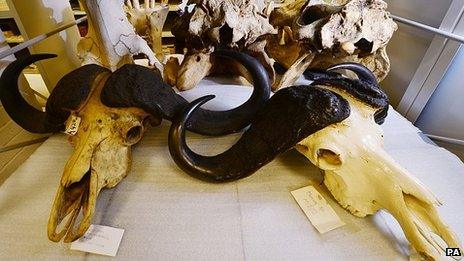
64,115,81,136
291,185,345,234
70,225,124,257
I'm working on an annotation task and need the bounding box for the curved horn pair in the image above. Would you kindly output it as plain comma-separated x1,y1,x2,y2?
168,85,350,182
0,54,110,133
0,50,270,136
305,63,388,124
100,49,271,136
168,63,390,182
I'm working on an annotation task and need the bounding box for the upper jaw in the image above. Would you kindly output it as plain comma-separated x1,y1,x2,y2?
48,168,100,242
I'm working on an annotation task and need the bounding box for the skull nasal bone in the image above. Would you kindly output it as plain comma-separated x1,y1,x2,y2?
124,125,143,145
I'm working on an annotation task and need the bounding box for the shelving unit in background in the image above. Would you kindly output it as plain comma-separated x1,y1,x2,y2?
69,0,180,56
0,0,25,49
0,0,12,19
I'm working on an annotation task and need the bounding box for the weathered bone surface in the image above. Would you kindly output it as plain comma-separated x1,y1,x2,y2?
266,0,397,89
77,0,162,71
125,0,170,61
308,46,391,81
168,64,462,259
0,50,269,242
178,0,275,47
295,0,397,81
48,72,153,242
171,0,276,90
269,0,308,27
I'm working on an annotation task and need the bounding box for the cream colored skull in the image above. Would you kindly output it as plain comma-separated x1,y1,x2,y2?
47,72,154,242
296,86,462,260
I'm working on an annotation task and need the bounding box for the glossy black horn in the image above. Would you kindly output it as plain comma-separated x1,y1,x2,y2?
168,86,350,182
101,49,271,136
308,63,389,125
327,62,378,84
0,54,60,133
0,54,112,133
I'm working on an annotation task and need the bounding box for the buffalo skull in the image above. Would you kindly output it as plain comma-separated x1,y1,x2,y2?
0,50,270,242
266,0,397,91
168,64,462,259
170,0,277,90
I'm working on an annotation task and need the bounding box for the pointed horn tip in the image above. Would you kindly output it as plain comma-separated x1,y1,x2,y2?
176,95,216,123
1,53,58,77
326,62,369,71
37,53,58,59
326,62,378,84
20,53,58,63
2,53,58,75
188,95,216,111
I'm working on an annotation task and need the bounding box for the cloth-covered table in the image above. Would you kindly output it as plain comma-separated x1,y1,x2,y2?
1,78,463,260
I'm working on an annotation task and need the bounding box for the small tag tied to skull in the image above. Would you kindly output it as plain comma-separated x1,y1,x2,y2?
70,225,124,257
291,185,345,234
64,115,81,136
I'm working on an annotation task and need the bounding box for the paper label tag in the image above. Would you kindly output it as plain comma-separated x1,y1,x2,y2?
291,185,345,234
70,225,124,257
64,115,81,136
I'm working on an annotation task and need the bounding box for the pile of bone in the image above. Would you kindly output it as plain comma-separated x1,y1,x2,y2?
0,0,461,261
169,0,397,91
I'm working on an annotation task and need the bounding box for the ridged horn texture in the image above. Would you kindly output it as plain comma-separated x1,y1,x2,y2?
168,85,350,182
101,49,271,136
305,63,389,124
0,54,109,133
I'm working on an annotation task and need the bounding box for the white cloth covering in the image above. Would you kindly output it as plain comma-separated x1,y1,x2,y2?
0,77,463,260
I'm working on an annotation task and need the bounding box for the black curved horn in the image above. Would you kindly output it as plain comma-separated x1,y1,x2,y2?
101,49,271,136
0,54,112,133
305,63,389,125
168,85,350,182
327,62,378,84
0,54,60,133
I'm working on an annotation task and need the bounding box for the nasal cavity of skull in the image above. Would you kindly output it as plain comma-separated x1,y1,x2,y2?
124,125,144,145
55,171,90,234
317,149,342,167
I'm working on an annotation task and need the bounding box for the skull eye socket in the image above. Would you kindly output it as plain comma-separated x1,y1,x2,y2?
316,149,342,170
298,5,343,25
124,124,144,145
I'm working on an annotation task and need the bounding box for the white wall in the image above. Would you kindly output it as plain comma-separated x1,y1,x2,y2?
415,45,464,140
382,0,452,106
